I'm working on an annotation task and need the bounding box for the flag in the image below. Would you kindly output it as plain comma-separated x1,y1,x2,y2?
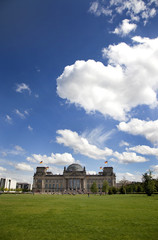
105,161,108,164
40,161,43,164
46,167,49,169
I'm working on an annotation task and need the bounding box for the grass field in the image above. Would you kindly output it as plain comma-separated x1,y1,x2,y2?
0,194,158,240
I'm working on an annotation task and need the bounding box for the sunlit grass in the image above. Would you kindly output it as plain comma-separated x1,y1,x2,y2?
0,194,158,240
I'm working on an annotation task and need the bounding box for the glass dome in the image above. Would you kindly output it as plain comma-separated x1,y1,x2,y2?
67,163,83,172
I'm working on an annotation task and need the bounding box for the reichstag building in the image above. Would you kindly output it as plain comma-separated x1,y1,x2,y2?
33,163,116,193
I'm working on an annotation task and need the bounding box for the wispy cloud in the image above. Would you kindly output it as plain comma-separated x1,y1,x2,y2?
82,127,115,147
0,145,26,157
16,83,31,94
28,125,33,131
0,166,7,172
89,0,158,24
15,109,29,119
119,140,129,147
5,115,12,124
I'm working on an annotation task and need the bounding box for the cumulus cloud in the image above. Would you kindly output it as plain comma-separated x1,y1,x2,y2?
127,145,158,156
56,129,149,163
16,83,31,94
118,118,158,144
57,36,158,121
15,163,34,171
113,19,137,36
27,152,75,166
56,129,113,160
117,171,142,182
89,0,158,23
112,151,148,163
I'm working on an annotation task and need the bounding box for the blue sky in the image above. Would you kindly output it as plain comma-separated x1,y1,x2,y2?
1,0,158,184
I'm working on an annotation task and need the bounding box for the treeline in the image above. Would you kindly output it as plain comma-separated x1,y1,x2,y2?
0,187,31,192
90,171,158,196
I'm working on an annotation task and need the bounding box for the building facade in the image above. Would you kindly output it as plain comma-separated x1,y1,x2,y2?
33,163,116,193
16,182,31,191
0,178,16,190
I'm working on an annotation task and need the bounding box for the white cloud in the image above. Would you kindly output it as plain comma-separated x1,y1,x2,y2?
88,1,112,16
16,83,31,94
113,19,137,36
151,164,158,172
87,170,97,175
27,152,75,166
118,118,158,144
119,140,129,147
151,164,158,178
15,163,34,172
116,171,142,182
28,125,33,131
89,0,158,23
14,145,25,152
127,145,158,156
112,151,148,163
112,0,146,15
5,115,12,124
0,166,6,172
57,36,158,121
56,129,113,160
48,166,63,175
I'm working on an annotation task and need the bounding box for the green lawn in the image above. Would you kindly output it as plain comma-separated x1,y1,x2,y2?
0,194,158,240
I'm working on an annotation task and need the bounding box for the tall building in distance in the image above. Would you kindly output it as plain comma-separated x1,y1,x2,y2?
0,178,16,190
33,163,116,193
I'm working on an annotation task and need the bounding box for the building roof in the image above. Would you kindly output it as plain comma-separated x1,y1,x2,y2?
67,163,83,172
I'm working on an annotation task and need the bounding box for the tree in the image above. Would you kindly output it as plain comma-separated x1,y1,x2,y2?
90,182,98,194
102,180,109,194
108,187,113,195
119,185,126,194
111,186,118,194
142,170,155,196
137,184,143,193
154,179,158,192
